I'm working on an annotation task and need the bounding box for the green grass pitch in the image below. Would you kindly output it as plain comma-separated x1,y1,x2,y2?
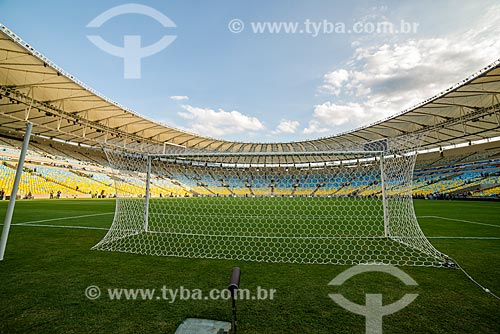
106,197,437,265
147,197,385,237
0,199,499,333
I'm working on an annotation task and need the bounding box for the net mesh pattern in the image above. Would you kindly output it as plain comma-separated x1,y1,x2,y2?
93,136,452,267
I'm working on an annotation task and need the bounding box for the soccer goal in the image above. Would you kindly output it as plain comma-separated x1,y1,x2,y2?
93,136,452,267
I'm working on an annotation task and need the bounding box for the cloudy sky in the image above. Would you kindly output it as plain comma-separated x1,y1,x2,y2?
1,1,499,142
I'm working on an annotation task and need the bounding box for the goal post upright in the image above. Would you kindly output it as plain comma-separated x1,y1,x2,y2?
379,153,390,238
144,155,152,233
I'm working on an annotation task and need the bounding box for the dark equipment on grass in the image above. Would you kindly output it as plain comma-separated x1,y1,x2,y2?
228,267,241,333
174,267,241,334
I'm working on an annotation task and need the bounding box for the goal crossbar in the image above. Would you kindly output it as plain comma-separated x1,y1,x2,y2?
147,150,385,158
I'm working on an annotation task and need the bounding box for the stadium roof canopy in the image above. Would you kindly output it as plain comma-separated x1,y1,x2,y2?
1,23,500,154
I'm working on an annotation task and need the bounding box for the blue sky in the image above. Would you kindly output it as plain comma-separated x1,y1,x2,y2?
1,0,499,142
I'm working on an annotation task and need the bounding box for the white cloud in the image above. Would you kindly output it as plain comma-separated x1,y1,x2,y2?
320,69,350,95
272,119,300,134
178,105,265,137
303,102,384,134
303,119,330,135
306,4,500,136
170,95,189,101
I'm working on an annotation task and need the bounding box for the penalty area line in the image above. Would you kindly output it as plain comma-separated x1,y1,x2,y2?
427,236,500,240
19,212,114,225
417,215,500,228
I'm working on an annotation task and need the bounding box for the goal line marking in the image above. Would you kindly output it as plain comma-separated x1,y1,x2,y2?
20,212,114,225
417,215,500,228
5,223,499,240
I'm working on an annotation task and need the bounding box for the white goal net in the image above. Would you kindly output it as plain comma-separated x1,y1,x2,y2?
93,136,452,267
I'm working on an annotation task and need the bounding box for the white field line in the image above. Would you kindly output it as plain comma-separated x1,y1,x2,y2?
427,236,500,240
13,223,109,231
3,213,499,240
417,215,500,228
4,224,499,240
20,212,114,225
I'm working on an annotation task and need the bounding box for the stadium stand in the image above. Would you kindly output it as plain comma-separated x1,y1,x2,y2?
1,129,499,200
